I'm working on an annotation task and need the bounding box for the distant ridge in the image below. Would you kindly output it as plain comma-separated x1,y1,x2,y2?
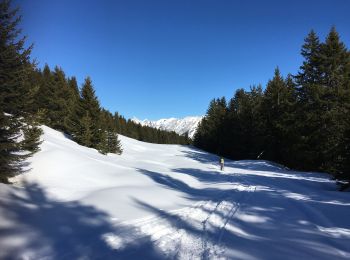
132,116,203,139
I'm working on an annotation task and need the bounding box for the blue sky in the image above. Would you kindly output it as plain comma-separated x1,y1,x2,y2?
17,0,350,120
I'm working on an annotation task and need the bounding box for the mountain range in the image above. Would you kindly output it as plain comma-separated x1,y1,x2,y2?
132,116,203,139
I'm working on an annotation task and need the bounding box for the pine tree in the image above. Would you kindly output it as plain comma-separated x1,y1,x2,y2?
261,68,296,163
0,0,41,182
317,27,350,174
65,76,84,140
50,66,71,132
103,122,122,155
296,30,322,89
36,64,56,126
294,30,325,170
97,109,121,154
194,98,227,155
293,28,350,173
97,129,109,154
80,112,93,147
80,77,102,149
225,86,264,159
0,114,21,182
194,28,350,183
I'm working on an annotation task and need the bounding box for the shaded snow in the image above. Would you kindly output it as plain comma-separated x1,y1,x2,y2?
0,125,349,259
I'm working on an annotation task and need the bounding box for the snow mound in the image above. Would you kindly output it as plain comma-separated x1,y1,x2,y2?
0,125,349,259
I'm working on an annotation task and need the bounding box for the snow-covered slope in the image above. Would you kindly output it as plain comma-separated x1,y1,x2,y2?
0,125,349,259
132,116,203,138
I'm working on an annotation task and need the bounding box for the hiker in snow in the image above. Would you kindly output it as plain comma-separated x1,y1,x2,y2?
220,157,224,171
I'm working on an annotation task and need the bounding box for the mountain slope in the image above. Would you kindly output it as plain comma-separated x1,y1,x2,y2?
0,125,349,259
132,116,203,138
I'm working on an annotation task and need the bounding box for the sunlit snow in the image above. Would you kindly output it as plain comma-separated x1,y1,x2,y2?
0,125,349,259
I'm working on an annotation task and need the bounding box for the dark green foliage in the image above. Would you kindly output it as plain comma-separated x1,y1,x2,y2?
27,62,189,156
98,109,122,155
80,112,93,148
0,114,21,182
0,0,41,182
227,85,265,159
194,98,227,154
261,69,297,164
21,125,42,154
80,77,102,149
65,76,84,139
195,27,350,183
294,27,350,174
27,61,189,156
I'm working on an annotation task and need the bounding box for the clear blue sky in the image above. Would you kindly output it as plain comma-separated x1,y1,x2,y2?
16,0,350,120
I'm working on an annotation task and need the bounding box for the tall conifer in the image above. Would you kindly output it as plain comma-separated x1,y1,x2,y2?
0,0,41,182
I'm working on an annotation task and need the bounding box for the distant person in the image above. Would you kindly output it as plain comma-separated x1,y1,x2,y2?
220,157,224,171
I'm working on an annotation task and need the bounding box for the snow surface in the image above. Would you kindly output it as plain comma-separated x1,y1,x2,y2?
0,125,349,259
132,116,203,138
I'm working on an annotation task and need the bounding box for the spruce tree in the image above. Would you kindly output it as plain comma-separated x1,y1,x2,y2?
194,98,227,155
80,77,102,149
36,64,56,126
294,30,324,170
227,86,264,159
80,112,93,147
66,76,84,140
50,66,71,132
261,68,296,163
0,0,41,182
317,27,350,174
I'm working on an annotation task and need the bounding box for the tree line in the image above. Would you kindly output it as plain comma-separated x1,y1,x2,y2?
194,28,350,183
0,0,189,183
30,65,190,149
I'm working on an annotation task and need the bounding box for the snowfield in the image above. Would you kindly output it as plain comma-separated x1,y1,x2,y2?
0,125,349,259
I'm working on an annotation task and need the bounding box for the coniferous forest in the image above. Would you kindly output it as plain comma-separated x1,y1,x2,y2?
1,0,349,186
194,28,350,183
0,0,189,183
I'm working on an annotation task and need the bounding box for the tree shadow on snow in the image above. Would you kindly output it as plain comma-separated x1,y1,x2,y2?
137,168,350,259
0,182,163,260
180,149,220,165
137,168,244,203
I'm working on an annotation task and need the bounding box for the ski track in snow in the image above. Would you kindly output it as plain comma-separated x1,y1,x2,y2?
105,187,255,260
1,125,350,259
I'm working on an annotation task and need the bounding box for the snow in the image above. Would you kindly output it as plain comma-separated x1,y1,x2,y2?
0,125,349,259
132,116,203,138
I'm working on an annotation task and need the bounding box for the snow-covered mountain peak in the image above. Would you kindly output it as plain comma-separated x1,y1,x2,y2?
132,116,203,138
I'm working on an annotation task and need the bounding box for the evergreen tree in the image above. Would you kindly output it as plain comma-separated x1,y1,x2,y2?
106,127,122,154
80,77,102,149
65,76,84,140
295,30,322,90
35,64,57,126
195,27,350,185
50,66,71,132
194,98,227,155
261,68,296,163
97,129,109,154
98,109,122,154
226,86,264,159
294,28,350,173
317,27,350,174
294,30,326,170
0,0,41,182
80,112,93,147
